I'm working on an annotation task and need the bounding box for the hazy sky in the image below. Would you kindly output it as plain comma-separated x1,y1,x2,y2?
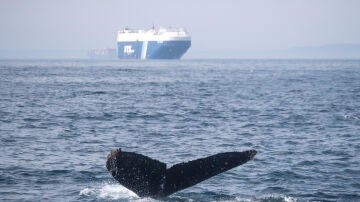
1,0,359,58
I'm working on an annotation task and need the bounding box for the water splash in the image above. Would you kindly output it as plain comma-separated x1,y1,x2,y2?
80,184,141,200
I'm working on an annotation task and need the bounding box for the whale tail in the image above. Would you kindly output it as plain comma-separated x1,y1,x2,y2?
106,148,257,198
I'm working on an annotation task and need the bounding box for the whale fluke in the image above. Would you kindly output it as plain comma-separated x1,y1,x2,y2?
106,148,257,198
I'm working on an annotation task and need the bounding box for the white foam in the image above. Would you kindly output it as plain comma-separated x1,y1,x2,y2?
283,195,297,202
79,188,95,196
99,184,138,200
80,183,140,200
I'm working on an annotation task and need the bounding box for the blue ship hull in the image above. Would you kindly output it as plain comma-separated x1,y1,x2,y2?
118,40,191,59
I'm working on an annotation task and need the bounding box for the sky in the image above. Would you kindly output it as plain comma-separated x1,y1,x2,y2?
0,0,359,58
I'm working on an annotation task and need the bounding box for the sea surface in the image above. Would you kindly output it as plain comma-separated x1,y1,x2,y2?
0,59,359,202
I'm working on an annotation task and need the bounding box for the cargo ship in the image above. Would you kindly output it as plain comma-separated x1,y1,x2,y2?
117,27,191,59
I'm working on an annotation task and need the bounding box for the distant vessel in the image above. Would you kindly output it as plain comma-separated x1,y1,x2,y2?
117,27,191,59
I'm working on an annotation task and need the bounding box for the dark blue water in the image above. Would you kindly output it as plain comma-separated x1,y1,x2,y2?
1,59,359,201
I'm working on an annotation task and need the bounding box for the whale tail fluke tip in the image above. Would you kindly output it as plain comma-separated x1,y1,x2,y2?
248,149,257,160
106,148,121,160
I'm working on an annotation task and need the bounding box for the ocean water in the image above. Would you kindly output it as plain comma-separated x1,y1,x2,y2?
0,59,359,202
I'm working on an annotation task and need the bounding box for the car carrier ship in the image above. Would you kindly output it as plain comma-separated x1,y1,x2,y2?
117,27,191,59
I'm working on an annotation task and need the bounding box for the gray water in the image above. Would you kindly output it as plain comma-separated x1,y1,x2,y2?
0,59,359,201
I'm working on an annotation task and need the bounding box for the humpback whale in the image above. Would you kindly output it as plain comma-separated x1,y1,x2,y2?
106,148,257,198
